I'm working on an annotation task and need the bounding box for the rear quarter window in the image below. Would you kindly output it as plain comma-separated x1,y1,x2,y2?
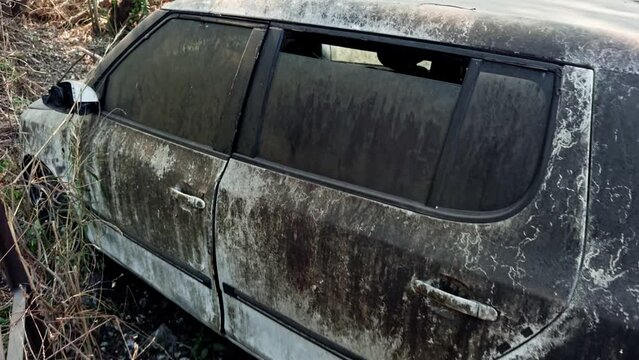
428,63,554,211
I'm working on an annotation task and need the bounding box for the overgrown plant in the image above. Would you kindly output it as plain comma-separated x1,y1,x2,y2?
1,95,100,357
1,98,164,359
20,0,166,35
0,13,140,357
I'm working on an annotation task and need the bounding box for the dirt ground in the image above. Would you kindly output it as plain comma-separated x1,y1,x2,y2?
0,10,253,360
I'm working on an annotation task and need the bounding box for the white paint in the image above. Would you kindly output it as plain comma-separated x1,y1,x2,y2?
62,80,99,103
86,219,221,330
224,297,340,360
149,144,175,178
19,100,86,184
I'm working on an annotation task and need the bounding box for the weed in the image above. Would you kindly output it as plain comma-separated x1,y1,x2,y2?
0,59,13,73
10,96,28,113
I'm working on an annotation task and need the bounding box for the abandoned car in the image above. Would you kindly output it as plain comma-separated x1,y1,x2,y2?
18,0,639,358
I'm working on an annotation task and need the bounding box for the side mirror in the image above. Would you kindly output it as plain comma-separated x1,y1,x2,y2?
42,80,99,115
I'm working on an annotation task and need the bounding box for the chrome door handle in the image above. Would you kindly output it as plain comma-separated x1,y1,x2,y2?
411,278,498,321
170,187,206,209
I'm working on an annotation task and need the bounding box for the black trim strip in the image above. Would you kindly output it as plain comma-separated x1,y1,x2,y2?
100,113,230,160
218,28,267,155
222,284,365,360
231,153,530,223
426,58,482,205
177,13,268,29
90,210,213,288
272,21,562,72
235,27,285,157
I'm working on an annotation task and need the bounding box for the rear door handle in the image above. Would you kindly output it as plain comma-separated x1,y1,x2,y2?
170,187,206,209
411,279,498,321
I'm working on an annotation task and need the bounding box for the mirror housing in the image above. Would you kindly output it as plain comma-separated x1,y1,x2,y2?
43,80,99,115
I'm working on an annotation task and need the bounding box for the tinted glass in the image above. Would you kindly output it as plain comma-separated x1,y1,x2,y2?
104,19,251,151
428,62,554,211
254,41,463,202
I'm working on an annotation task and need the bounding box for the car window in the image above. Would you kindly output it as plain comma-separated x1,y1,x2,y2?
249,35,465,202
428,63,554,211
103,18,252,152
238,31,555,212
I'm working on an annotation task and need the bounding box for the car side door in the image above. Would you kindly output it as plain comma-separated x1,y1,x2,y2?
215,27,592,359
82,14,265,330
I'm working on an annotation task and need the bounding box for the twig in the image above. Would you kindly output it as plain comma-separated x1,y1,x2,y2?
104,25,127,55
68,9,88,25
74,46,102,61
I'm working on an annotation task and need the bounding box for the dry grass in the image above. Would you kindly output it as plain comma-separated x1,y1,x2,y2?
0,1,166,358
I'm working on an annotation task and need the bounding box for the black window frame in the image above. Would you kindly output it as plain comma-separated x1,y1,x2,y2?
94,12,268,159
234,20,562,224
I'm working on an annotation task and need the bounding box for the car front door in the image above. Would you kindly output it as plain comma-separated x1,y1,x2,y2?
82,15,265,330
215,27,593,359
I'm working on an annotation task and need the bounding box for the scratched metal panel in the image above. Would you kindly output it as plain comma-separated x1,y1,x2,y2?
215,66,592,359
82,118,224,275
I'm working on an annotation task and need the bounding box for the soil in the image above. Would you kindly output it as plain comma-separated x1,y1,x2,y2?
95,256,254,360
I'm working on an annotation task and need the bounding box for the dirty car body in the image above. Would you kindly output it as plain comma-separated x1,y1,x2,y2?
19,0,639,359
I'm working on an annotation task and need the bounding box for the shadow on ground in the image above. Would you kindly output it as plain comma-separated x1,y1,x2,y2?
95,255,255,360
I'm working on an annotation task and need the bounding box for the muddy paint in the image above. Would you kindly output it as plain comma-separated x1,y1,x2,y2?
82,118,224,274
21,101,226,329
19,100,87,183
19,2,639,357
214,66,592,359
86,219,219,327
79,117,225,330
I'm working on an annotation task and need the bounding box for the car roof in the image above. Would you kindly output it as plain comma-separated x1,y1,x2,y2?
164,0,639,73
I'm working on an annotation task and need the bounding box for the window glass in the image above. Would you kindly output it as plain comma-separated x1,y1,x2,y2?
103,19,252,151
253,37,464,202
239,32,555,213
428,63,554,211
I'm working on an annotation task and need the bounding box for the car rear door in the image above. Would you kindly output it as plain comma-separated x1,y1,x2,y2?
81,14,265,330
215,27,593,359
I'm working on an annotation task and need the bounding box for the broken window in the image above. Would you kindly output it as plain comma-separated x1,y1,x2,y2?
248,33,465,202
240,31,555,212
